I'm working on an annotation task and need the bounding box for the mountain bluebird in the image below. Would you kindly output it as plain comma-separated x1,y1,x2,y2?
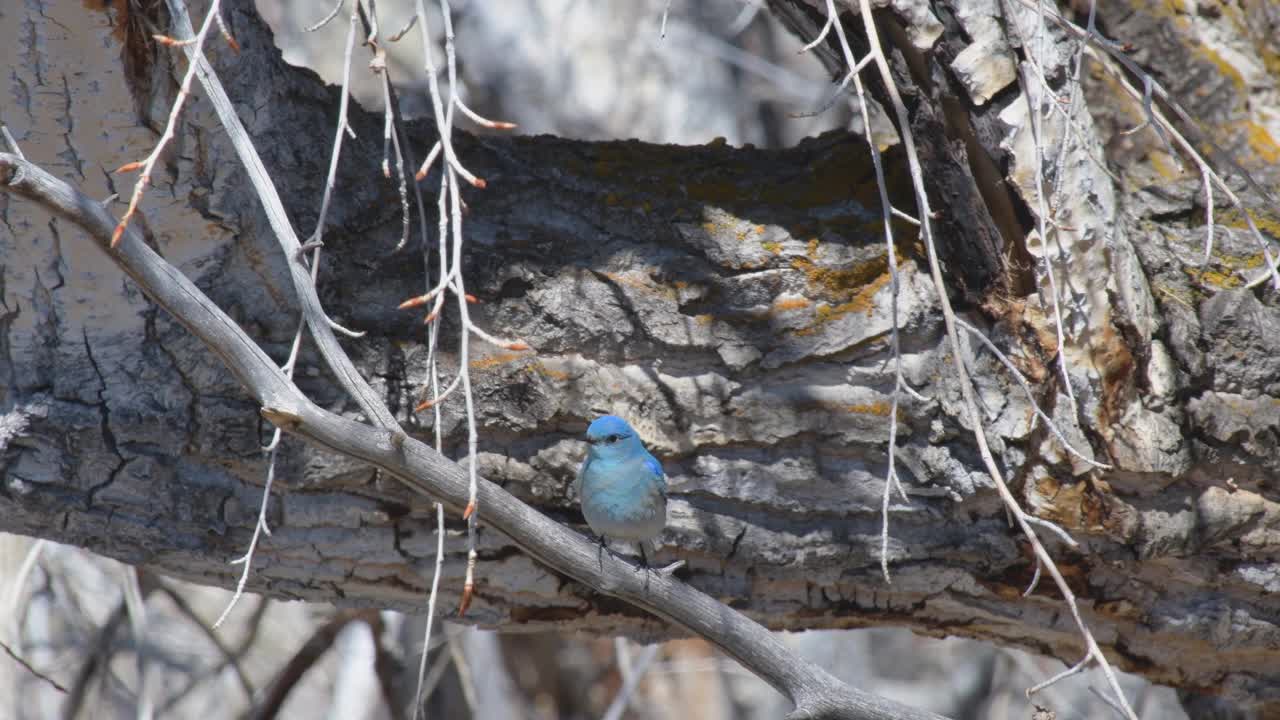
575,415,667,570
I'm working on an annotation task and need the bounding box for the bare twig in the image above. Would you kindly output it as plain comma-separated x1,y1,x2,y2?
0,124,25,159
0,639,68,694
956,318,1109,471
411,503,448,720
445,629,479,714
212,447,280,628
249,609,381,720
152,579,255,700
113,0,222,248
602,642,662,720
305,0,345,32
5,539,45,640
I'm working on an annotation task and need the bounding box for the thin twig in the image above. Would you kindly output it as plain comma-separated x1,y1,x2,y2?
213,442,280,629
113,0,223,248
0,124,26,159
0,639,68,694
153,580,255,700
956,317,1109,471
306,0,345,32
412,503,447,720
602,642,662,720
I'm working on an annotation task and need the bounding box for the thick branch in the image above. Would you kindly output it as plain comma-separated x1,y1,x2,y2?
0,151,946,720
4,0,1280,714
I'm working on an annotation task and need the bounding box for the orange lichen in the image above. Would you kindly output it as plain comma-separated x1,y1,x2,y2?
845,402,892,416
469,352,524,370
526,361,572,382
771,297,811,312
1032,474,1114,531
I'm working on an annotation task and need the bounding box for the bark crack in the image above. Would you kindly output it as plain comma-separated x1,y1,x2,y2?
81,328,128,508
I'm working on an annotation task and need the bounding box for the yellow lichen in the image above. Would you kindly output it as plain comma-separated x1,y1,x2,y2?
1148,151,1184,180
1198,45,1246,91
792,254,891,295
762,241,783,254
1218,207,1280,239
787,250,905,333
794,276,893,332
1186,267,1244,289
1245,121,1280,164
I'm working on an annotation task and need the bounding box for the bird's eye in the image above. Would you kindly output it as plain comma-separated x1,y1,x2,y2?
607,434,619,443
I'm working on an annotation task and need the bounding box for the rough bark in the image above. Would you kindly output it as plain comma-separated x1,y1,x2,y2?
2,0,1279,715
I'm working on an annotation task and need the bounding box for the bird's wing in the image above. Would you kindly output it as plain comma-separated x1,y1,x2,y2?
644,453,667,496
575,454,591,499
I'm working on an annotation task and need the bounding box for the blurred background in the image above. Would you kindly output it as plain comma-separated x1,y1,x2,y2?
1,0,1187,718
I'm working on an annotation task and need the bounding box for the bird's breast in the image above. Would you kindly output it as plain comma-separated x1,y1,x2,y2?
579,460,666,541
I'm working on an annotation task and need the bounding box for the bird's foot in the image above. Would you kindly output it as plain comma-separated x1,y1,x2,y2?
596,535,609,572
655,560,684,576
636,543,650,590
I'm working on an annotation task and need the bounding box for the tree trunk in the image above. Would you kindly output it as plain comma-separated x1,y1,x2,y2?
2,0,1279,715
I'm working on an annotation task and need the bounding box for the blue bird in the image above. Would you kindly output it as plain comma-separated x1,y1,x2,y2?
575,415,667,570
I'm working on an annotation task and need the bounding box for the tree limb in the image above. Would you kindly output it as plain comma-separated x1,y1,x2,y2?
0,149,948,720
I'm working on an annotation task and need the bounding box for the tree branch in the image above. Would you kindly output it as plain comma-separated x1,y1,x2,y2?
0,150,947,720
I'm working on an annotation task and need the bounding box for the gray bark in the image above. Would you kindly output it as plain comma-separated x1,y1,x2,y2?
2,0,1279,715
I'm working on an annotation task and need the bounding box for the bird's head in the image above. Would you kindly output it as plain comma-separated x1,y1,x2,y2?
585,415,645,460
